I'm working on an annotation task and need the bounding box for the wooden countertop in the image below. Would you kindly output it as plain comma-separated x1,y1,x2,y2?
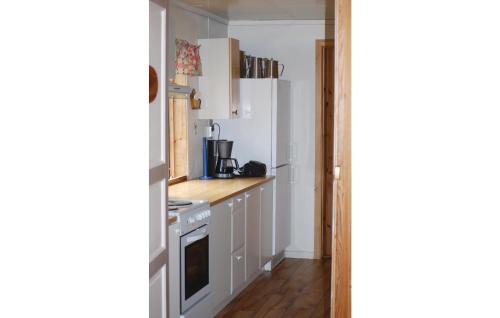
168,216,177,225
169,177,275,206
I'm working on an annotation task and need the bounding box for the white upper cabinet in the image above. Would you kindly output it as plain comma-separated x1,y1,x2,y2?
198,38,240,119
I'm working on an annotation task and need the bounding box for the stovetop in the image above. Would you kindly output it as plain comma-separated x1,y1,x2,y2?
168,199,209,216
168,199,193,210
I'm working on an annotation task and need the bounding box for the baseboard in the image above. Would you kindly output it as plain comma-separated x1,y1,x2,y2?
284,249,315,259
270,251,285,270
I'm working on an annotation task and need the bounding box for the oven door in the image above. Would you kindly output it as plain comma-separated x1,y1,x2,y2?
180,224,210,313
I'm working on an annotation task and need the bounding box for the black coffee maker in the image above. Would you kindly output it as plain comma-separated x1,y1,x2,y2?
215,140,239,179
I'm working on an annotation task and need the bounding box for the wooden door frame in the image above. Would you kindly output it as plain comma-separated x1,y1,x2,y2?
331,0,352,316
314,39,334,260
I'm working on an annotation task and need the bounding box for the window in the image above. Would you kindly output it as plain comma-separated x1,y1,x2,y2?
168,74,188,183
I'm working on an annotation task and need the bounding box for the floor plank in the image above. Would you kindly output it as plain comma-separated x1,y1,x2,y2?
216,258,331,318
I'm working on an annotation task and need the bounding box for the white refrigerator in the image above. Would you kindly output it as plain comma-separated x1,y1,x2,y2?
218,78,292,260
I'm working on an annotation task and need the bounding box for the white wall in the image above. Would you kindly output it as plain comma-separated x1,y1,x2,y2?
229,21,326,258
170,3,228,178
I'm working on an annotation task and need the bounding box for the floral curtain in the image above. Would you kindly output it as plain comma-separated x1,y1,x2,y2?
175,39,202,76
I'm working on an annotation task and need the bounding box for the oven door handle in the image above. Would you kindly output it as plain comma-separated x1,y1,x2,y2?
186,233,208,244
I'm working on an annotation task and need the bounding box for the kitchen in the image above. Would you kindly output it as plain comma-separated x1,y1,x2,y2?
149,0,341,317
6,0,499,317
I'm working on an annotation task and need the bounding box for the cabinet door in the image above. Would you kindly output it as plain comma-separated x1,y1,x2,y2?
231,246,246,294
198,38,240,119
229,38,240,118
245,187,261,279
260,182,274,268
231,194,245,252
210,200,232,310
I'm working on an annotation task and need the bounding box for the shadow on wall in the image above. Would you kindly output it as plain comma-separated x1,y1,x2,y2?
325,0,334,39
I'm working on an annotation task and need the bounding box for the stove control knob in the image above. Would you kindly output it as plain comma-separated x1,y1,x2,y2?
188,217,195,224
196,214,203,221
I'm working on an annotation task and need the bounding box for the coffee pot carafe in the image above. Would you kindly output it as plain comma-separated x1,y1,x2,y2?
215,140,239,179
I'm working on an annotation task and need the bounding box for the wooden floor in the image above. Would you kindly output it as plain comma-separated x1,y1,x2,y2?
216,258,331,318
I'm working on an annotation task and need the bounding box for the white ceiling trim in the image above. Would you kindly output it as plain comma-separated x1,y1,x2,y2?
228,19,334,26
172,0,229,25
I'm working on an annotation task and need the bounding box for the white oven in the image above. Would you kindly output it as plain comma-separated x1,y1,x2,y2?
180,224,210,313
168,199,212,317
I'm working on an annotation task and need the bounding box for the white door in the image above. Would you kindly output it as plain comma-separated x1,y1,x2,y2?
149,1,169,318
274,165,291,255
245,187,261,280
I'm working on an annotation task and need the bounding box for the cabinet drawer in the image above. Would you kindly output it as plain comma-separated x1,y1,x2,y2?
233,193,245,210
231,246,245,294
231,207,245,252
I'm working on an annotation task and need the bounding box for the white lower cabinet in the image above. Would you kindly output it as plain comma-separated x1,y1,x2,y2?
231,205,245,252
209,180,274,316
231,246,246,294
245,187,261,280
209,200,232,311
230,194,246,295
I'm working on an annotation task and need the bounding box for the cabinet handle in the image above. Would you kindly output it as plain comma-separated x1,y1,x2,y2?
245,193,251,199
236,256,243,261
236,198,242,203
260,186,264,191
227,202,233,208
232,109,238,115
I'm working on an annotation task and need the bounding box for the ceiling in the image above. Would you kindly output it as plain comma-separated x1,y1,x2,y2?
176,0,333,21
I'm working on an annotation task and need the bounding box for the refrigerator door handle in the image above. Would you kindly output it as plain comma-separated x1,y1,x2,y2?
273,163,288,169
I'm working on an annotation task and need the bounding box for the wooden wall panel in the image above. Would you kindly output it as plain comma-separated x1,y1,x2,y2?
173,99,187,177
332,0,351,316
314,41,325,260
314,40,335,260
168,75,188,179
323,44,334,258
